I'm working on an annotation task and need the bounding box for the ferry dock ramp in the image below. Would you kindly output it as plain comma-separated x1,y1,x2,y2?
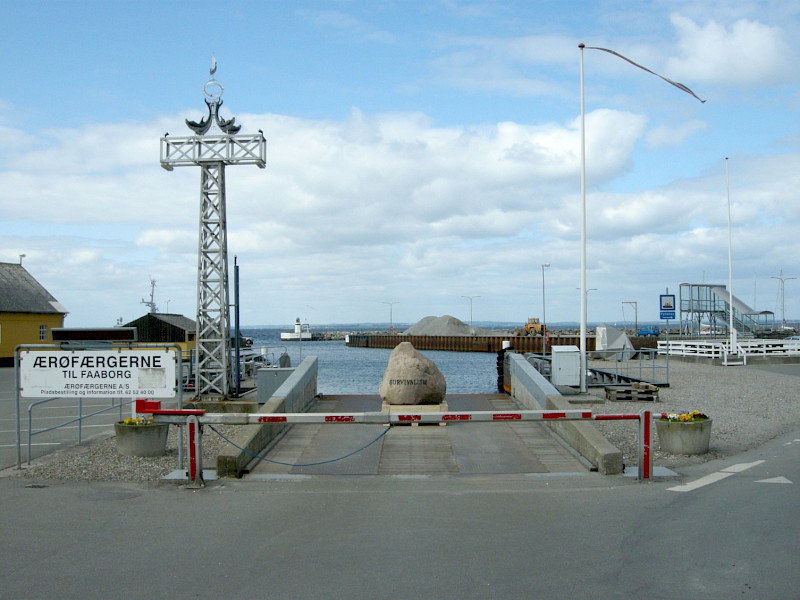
199,350,622,480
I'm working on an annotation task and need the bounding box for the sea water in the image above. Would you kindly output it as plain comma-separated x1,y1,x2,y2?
240,328,498,395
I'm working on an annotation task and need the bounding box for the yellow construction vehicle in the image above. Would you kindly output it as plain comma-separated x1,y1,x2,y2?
524,317,545,336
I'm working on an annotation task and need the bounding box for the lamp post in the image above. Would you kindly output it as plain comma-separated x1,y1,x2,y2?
541,263,550,354
461,295,480,335
382,301,399,332
771,270,796,329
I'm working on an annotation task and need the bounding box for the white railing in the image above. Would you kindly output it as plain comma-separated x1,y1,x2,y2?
658,339,800,363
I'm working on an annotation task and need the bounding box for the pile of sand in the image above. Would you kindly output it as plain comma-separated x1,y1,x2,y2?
403,315,491,336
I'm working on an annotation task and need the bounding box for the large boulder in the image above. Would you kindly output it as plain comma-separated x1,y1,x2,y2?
379,342,446,405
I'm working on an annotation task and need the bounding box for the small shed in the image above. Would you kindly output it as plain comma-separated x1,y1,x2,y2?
0,263,68,366
124,313,196,352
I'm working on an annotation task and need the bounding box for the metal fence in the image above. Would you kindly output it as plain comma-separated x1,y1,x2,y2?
26,396,135,465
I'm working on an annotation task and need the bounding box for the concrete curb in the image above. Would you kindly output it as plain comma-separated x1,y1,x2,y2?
507,352,623,475
545,394,623,474
216,357,318,477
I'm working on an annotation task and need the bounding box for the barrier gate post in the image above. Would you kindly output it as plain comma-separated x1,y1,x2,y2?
186,414,204,488
638,408,653,480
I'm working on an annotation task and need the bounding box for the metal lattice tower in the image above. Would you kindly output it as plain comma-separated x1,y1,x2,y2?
160,58,266,399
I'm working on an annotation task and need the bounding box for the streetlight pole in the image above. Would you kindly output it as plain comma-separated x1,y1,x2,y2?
382,301,399,332
541,263,550,354
771,270,796,329
461,295,480,335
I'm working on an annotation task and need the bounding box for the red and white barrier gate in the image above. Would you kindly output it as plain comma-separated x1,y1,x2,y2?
135,400,661,486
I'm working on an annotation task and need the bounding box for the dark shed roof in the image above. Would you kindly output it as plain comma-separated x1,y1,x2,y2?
0,262,67,314
124,313,196,343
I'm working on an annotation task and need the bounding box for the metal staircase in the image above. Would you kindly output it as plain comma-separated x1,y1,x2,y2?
679,283,774,337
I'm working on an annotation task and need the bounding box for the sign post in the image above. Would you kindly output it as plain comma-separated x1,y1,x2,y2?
659,291,674,380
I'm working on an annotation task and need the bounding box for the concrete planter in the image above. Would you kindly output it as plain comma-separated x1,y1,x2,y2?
114,422,169,457
656,419,712,455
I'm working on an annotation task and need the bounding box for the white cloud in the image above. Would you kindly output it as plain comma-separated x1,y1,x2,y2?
3,103,797,326
645,119,707,148
667,14,800,87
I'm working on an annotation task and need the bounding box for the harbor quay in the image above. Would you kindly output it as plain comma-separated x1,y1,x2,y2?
5,342,800,482
345,332,594,353
2,358,800,600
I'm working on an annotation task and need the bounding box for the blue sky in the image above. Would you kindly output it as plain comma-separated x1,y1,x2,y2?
2,0,799,328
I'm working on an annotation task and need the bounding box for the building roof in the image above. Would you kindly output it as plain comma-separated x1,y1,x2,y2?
124,312,196,331
0,262,67,314
149,313,196,331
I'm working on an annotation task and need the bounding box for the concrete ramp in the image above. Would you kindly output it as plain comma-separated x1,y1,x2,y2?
246,394,587,477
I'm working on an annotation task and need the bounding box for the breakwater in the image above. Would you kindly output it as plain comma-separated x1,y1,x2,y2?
345,333,595,353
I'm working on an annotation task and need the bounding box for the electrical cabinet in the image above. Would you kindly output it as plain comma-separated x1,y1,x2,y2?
551,345,580,386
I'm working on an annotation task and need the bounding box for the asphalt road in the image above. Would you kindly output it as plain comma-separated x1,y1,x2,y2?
2,427,798,599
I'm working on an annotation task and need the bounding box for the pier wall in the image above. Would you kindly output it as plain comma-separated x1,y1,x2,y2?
217,356,318,477
506,351,622,474
507,352,559,409
346,334,595,353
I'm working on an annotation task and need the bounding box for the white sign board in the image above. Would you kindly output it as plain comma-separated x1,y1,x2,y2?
19,350,177,398
660,294,676,320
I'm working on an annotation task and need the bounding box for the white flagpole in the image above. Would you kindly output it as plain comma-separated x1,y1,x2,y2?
726,157,736,352
577,43,703,391
579,43,588,393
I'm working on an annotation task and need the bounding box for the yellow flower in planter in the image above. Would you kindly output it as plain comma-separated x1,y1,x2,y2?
122,417,154,426
663,410,708,423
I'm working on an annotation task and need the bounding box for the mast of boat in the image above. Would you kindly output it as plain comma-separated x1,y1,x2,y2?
140,277,158,313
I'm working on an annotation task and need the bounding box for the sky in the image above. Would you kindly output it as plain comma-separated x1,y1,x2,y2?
2,0,799,329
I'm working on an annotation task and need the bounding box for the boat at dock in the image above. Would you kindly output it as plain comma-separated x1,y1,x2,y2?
281,318,312,341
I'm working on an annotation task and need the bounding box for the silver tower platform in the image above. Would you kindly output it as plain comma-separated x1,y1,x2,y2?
160,59,266,399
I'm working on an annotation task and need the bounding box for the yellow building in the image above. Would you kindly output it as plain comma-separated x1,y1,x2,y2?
0,263,67,367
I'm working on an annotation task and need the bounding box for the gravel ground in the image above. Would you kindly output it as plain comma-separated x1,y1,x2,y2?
6,357,799,482
587,357,800,469
9,424,241,484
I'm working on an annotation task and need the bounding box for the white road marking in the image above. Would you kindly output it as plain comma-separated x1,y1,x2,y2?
721,460,765,473
668,472,734,492
756,477,792,484
668,460,765,493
